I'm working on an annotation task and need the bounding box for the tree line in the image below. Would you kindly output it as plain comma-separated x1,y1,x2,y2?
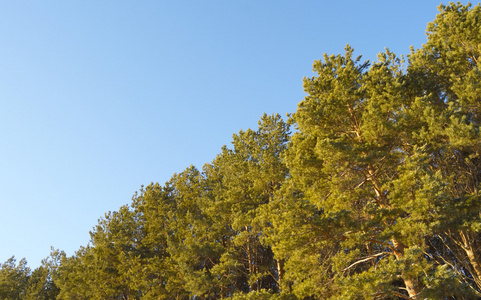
2,3,481,299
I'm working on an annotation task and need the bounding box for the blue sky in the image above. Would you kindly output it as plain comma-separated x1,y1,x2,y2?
0,1,463,268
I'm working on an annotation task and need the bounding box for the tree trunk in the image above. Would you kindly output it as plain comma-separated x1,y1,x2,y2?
402,276,419,299
371,173,420,298
245,226,255,291
391,238,420,299
465,248,481,283
460,231,481,286
277,258,284,290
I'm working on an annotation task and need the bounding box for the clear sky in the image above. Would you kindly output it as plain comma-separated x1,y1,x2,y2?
0,1,467,269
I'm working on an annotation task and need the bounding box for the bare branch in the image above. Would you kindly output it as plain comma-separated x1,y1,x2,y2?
343,252,391,272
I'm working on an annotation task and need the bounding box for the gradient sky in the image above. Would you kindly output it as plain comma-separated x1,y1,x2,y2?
0,1,466,268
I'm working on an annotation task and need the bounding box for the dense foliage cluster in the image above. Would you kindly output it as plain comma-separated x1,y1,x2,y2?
2,3,481,299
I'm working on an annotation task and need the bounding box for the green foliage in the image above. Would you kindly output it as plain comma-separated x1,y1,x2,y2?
7,3,481,298
0,257,30,300
25,253,60,300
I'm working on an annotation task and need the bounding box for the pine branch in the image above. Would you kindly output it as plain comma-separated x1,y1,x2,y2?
342,252,391,272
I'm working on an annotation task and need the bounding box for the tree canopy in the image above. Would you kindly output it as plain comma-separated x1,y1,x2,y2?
2,3,481,299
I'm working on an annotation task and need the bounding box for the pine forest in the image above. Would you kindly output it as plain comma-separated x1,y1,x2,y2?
2,3,481,299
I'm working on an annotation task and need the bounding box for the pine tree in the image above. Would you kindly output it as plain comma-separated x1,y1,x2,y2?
0,257,30,300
